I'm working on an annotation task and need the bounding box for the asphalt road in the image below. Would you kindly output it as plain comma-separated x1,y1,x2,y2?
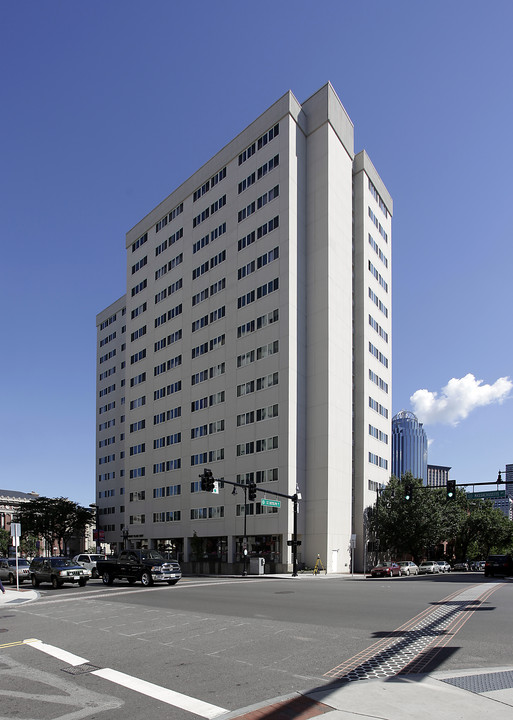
1,572,511,720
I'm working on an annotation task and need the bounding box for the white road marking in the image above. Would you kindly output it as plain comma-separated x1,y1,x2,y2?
25,639,228,718
92,667,227,718
27,639,89,666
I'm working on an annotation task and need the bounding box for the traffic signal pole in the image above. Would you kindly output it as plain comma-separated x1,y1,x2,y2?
199,469,301,577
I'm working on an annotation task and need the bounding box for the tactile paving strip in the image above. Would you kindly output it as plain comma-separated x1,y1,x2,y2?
324,583,501,682
441,670,513,694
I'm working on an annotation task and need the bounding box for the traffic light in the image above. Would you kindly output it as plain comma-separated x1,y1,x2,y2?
248,483,257,501
446,480,456,500
200,468,215,492
404,483,413,501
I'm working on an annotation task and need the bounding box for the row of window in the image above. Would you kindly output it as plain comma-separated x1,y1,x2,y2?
238,123,280,165
191,362,225,386
191,420,224,440
368,178,389,220
99,313,117,331
369,314,388,344
369,369,388,394
193,194,226,228
155,252,183,281
238,216,279,251
369,424,388,444
99,366,116,381
131,255,147,275
154,380,182,401
193,222,226,255
237,278,279,309
369,396,389,418
368,233,388,268
238,185,279,222
238,154,279,194
369,287,388,318
99,332,116,348
99,349,116,364
154,328,183,353
131,233,148,253
191,305,225,333
156,202,183,233
369,452,388,469
131,301,147,319
369,260,388,293
192,249,226,280
237,340,279,368
155,278,183,305
238,247,279,280
156,228,183,257
193,167,226,202
369,341,388,369
368,206,388,243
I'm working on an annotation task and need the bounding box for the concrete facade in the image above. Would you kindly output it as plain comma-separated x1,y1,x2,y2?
95,83,392,573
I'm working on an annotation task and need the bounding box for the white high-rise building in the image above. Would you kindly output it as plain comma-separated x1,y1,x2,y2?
95,83,392,573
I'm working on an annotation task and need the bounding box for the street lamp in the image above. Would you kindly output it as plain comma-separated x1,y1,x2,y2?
122,526,129,550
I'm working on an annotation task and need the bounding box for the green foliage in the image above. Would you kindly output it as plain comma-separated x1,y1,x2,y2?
368,473,513,562
14,497,95,555
0,528,10,556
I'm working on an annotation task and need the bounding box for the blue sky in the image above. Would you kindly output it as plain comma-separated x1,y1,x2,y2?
2,1,512,506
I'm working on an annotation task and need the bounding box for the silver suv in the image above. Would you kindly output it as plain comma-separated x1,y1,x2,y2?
72,553,106,579
0,557,30,585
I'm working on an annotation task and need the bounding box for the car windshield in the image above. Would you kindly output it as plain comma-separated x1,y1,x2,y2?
89,555,105,561
50,558,77,568
421,562,432,565
380,562,393,567
9,559,30,567
139,550,164,561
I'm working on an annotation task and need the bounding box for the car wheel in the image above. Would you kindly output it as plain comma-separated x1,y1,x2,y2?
51,576,63,589
102,572,114,586
78,578,87,587
8,573,15,585
31,575,40,587
92,568,98,579
406,569,410,576
140,571,153,587
167,580,178,585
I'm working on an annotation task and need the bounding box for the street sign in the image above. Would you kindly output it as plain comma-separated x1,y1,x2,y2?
261,498,281,508
467,490,505,500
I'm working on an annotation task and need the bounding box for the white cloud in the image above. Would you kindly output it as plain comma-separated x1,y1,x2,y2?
410,373,512,426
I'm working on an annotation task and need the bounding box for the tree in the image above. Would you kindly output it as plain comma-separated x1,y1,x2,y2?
14,497,95,555
0,528,10,556
368,472,465,564
454,498,513,559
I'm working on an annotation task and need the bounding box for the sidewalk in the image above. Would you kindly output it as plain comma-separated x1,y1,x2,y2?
0,587,38,605
226,668,513,720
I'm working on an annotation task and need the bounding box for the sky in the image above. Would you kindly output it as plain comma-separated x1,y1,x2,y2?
2,1,512,506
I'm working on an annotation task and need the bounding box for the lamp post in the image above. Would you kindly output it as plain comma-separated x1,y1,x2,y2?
122,526,129,550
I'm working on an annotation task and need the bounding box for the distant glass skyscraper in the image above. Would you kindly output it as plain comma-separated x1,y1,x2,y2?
392,411,428,483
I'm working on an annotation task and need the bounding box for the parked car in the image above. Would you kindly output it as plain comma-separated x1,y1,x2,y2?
399,561,419,576
453,561,469,571
418,561,440,574
470,560,486,571
369,561,401,578
72,553,106,579
30,557,91,589
96,549,182,586
0,557,31,584
437,561,451,573
484,554,513,577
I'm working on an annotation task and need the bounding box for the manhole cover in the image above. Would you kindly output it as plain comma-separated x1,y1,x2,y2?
61,663,100,676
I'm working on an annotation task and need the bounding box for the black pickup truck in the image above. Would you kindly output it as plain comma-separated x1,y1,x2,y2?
96,550,182,587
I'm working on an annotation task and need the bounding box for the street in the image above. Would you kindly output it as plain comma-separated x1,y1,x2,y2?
0,572,512,719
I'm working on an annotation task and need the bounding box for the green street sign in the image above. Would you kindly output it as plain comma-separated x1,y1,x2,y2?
261,498,281,508
467,490,505,499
